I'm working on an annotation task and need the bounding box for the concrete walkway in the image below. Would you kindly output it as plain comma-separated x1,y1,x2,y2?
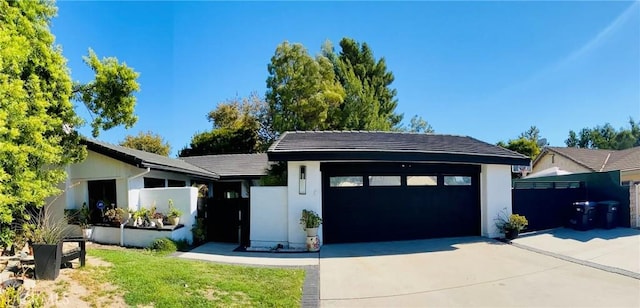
511,227,640,277
173,242,319,267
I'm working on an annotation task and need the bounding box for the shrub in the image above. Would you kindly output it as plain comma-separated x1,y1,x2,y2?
173,238,190,251
148,237,177,254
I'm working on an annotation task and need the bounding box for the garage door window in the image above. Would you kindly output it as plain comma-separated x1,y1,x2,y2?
368,176,401,186
444,176,472,186
330,176,363,187
407,175,437,186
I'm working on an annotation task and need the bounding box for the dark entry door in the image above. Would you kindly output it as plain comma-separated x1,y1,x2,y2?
88,179,117,224
322,163,481,244
208,182,250,246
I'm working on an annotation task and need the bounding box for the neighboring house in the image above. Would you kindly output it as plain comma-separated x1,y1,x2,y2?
533,147,640,184
50,139,219,246
250,131,530,249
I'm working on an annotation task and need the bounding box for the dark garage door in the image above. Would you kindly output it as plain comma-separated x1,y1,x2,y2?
322,162,481,244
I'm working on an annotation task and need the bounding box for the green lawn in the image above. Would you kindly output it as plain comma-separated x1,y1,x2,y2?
84,248,305,307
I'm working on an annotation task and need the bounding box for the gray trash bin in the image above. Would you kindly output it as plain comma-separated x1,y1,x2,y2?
596,201,619,229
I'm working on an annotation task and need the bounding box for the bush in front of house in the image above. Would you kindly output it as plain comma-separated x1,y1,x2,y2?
148,237,177,254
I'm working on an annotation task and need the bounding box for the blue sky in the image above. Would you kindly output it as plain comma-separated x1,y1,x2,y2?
52,1,640,156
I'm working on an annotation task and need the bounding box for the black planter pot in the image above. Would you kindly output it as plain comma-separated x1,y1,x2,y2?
504,229,520,240
32,242,63,280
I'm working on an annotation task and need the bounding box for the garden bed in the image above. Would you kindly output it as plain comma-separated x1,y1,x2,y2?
90,224,190,248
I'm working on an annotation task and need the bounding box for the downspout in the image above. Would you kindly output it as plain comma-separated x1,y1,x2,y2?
636,183,640,228
121,167,151,246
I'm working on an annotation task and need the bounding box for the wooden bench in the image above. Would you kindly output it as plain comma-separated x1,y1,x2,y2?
62,237,86,267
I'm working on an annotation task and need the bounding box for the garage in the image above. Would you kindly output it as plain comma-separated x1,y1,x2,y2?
322,162,480,243
259,131,530,249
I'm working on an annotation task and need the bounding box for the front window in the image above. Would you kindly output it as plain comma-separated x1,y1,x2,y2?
330,176,364,187
444,176,472,186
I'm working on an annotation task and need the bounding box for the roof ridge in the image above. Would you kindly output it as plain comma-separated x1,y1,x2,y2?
284,130,470,138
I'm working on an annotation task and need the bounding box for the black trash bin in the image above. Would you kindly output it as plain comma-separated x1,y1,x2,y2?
568,201,597,231
596,201,619,229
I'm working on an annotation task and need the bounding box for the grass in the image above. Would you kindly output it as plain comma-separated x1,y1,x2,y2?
81,248,305,307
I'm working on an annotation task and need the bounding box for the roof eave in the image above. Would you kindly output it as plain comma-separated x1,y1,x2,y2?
140,162,220,180
268,150,530,166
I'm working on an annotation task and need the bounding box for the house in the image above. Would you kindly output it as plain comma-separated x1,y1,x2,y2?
181,153,269,200
50,139,219,246
181,153,270,245
250,131,530,248
532,147,640,184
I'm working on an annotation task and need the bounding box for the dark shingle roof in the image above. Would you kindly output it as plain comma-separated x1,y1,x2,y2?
542,146,640,172
181,154,269,179
268,131,530,165
82,139,219,180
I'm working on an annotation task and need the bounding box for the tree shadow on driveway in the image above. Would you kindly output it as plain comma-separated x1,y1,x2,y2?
523,227,640,242
320,236,497,258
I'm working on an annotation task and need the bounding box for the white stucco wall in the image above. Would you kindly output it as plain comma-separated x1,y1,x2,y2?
481,164,513,238
138,187,197,243
287,161,323,248
250,186,288,248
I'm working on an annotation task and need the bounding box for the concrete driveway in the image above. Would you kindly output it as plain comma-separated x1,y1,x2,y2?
320,236,640,307
511,227,640,277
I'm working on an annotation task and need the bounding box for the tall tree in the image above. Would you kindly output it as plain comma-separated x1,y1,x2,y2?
0,0,139,248
565,118,640,150
120,131,171,156
180,94,271,156
323,38,403,130
408,115,434,133
266,42,345,132
497,126,545,159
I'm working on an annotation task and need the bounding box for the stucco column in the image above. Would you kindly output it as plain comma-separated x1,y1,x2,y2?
287,161,323,248
481,164,513,238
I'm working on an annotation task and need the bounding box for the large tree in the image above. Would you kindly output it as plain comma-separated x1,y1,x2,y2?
120,131,171,156
266,42,345,132
0,0,139,249
180,94,271,156
323,38,402,130
565,118,640,150
497,126,546,159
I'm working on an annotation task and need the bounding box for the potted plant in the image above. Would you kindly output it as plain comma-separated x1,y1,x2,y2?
103,208,126,226
496,211,528,240
133,208,148,227
78,202,93,239
152,212,165,228
24,207,70,280
300,209,322,237
167,199,182,225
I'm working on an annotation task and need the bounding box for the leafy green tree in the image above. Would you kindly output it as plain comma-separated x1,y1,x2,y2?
497,138,541,159
266,42,345,132
120,131,171,156
74,49,139,137
407,115,434,133
0,0,139,248
565,118,640,150
323,38,402,130
180,94,271,156
498,126,545,159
